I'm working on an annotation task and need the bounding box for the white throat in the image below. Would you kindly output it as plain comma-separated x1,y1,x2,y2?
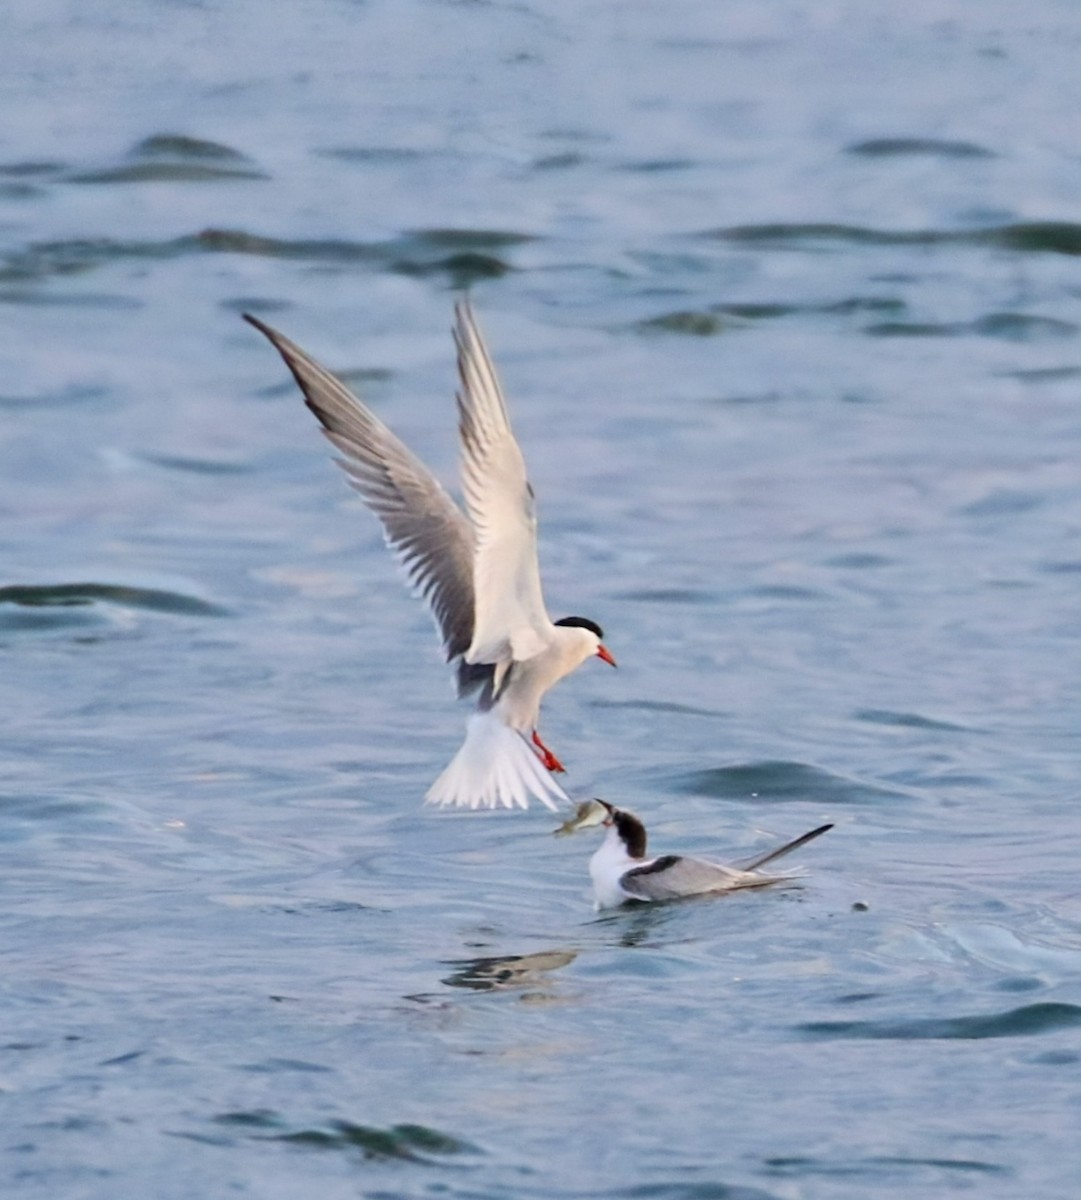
494,624,599,731
589,824,638,909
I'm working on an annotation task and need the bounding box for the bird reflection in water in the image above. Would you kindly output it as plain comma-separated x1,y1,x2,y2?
441,948,578,992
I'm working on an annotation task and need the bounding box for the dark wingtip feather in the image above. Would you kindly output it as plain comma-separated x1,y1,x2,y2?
242,313,345,439
242,312,290,349
456,659,495,700
242,311,268,334
738,822,834,873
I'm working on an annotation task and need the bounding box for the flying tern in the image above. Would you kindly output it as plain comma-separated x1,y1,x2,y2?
557,800,832,908
244,302,615,811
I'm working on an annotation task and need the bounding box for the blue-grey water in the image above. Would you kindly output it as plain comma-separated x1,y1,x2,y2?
4,2,1081,1196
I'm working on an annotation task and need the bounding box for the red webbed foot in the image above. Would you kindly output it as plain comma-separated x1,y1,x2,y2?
531,729,566,773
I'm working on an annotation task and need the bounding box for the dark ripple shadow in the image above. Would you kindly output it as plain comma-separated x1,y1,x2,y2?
882,767,991,792
532,150,588,171
615,157,697,174
765,1154,1007,1179
797,1001,1081,1041
593,698,726,718
0,162,63,201
0,606,103,634
701,220,1081,256
959,489,1043,517
854,709,972,733
1,227,531,289
600,1185,782,1200
615,587,718,605
0,182,41,200
0,383,112,410
0,160,66,178
66,134,267,184
531,1183,782,1200
825,552,893,569
0,793,105,823
673,761,901,804
638,296,905,336
207,1111,479,1161
0,583,228,618
0,290,142,309
637,312,749,337
0,238,176,284
867,312,1076,342
747,584,826,603
393,250,513,286
319,145,433,165
845,137,995,159
259,899,384,918
972,312,1076,340
998,364,1081,383
69,163,266,184
138,452,255,476
128,134,252,162
238,1058,334,1075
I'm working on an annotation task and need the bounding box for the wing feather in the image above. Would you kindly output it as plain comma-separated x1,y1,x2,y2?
245,314,480,688
620,855,788,902
453,300,550,665
734,823,833,872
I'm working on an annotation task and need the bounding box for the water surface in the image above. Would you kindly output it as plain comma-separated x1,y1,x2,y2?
4,2,1081,1197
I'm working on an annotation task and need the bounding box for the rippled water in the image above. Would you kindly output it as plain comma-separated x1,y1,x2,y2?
5,2,1081,1197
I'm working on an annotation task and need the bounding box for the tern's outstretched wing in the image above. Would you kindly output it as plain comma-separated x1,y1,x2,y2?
453,301,550,666
245,314,484,693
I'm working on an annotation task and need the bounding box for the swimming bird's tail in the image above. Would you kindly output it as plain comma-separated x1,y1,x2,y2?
425,711,570,811
738,822,834,873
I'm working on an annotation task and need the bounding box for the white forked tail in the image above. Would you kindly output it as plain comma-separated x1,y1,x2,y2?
425,711,569,811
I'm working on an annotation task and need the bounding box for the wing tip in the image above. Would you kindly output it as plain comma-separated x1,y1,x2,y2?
453,294,474,326
241,310,283,345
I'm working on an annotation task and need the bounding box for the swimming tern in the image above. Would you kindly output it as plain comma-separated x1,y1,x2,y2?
244,302,615,811
557,800,832,908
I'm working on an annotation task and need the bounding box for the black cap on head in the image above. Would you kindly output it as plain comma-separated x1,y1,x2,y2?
555,615,604,640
